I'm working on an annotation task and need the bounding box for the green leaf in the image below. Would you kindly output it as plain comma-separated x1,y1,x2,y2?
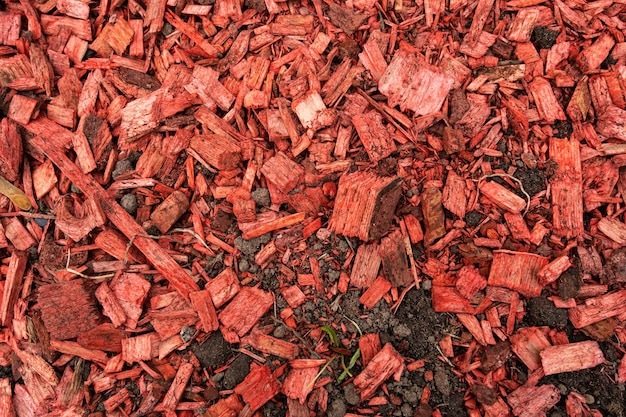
347,348,361,369
321,325,339,347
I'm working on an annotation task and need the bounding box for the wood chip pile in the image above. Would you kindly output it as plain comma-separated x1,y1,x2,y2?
0,0,626,415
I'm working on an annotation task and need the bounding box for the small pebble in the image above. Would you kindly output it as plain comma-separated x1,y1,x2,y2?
422,280,432,290
327,399,346,417
316,228,332,241
400,403,412,417
402,389,419,405
238,258,249,272
343,383,360,406
584,394,595,405
112,159,134,179
34,218,48,228
393,323,412,338
120,194,138,215
251,188,271,207
327,270,340,283
272,326,286,339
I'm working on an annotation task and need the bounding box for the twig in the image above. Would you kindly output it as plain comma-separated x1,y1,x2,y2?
435,343,456,368
65,248,115,280
272,295,321,359
0,211,56,219
124,228,204,264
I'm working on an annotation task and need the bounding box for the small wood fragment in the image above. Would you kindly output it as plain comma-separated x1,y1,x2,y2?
0,251,27,327
242,328,300,360
528,78,567,123
157,361,194,412
205,267,241,308
283,361,319,404
122,333,160,363
479,180,526,213
353,343,404,402
349,242,381,289
190,134,241,171
507,384,561,417
379,231,412,287
510,327,551,371
8,95,38,125
379,48,455,115
233,363,281,412
189,289,219,333
537,255,572,286
540,341,605,375
219,286,273,341
359,276,392,308
488,250,549,298
0,378,15,417
260,152,304,194
421,187,446,246
95,282,127,328
352,111,396,163
456,265,487,299
150,190,190,233
550,138,583,238
568,290,626,328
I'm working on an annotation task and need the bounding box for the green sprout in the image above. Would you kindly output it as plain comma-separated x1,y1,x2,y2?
321,325,339,347
310,318,363,385
338,348,361,382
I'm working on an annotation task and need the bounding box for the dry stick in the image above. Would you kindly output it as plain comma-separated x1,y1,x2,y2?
65,248,115,280
272,296,321,359
435,343,456,368
124,228,208,264
473,173,531,216
0,211,56,219
392,282,416,314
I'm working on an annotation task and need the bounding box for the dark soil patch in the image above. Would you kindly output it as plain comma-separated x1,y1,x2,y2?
525,295,569,328
532,26,559,49
513,167,547,197
191,331,233,369
394,289,469,416
220,354,252,390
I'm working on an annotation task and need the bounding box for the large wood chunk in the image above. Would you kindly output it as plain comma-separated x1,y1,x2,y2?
36,279,101,340
0,119,22,181
507,384,560,417
487,250,549,298
380,230,412,287
568,289,626,328
541,341,605,375
379,48,455,116
234,363,281,412
329,171,402,241
218,286,273,341
550,138,583,238
260,152,305,194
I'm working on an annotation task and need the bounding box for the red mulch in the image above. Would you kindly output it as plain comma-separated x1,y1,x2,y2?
1,0,626,416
